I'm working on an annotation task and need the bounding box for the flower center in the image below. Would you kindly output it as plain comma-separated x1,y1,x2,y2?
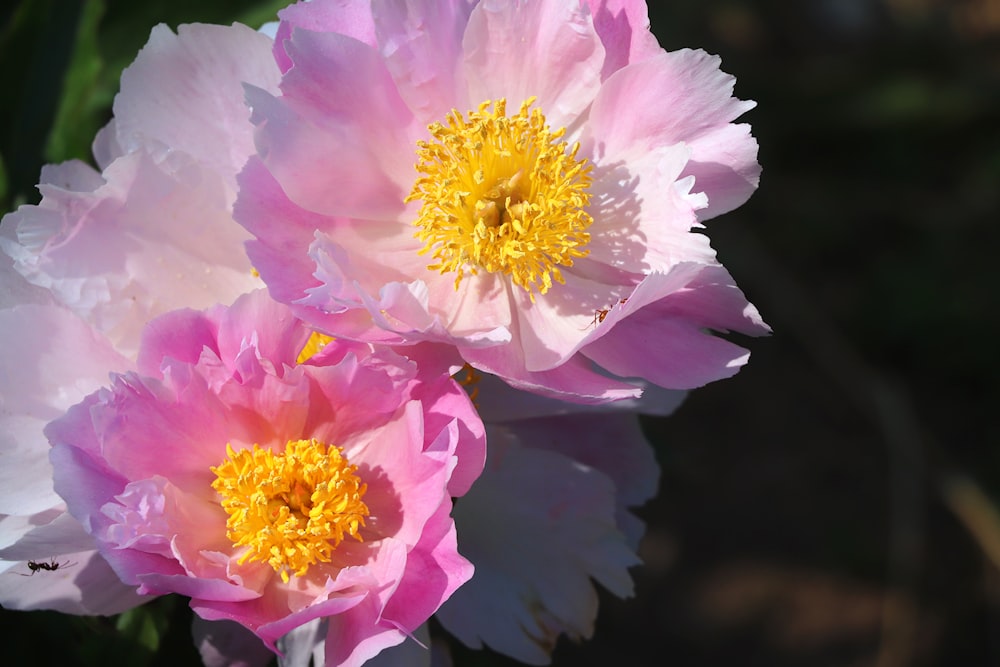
406,98,593,297
211,439,369,583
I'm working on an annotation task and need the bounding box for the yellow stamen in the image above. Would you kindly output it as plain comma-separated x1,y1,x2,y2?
406,98,593,298
296,332,336,364
454,363,482,403
210,439,369,583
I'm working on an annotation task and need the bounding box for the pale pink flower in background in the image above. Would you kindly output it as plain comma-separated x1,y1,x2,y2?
45,290,485,667
1,22,278,358
0,256,141,613
238,0,768,404
453,360,676,660
436,409,659,664
0,22,279,612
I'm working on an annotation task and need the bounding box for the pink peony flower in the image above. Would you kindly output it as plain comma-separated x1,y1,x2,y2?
237,0,769,403
45,290,485,667
0,22,281,611
240,374,663,666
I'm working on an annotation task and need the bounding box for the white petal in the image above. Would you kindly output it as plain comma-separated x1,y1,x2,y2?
437,431,638,663
0,549,143,614
0,305,131,515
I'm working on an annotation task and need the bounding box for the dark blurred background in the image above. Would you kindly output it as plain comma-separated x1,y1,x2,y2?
2,0,999,665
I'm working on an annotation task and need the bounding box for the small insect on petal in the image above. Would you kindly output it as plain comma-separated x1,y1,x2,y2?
20,558,75,576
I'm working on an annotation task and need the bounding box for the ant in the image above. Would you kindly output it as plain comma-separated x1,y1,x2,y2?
584,298,629,329
588,308,610,328
19,558,74,576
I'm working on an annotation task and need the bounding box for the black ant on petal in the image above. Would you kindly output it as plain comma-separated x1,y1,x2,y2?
19,558,74,576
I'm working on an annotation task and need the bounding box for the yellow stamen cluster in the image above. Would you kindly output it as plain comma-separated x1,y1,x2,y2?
296,332,336,364
454,363,482,403
406,98,593,297
210,439,369,583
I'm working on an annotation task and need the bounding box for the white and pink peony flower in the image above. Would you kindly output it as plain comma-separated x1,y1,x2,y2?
0,260,141,614
45,290,485,667
0,22,279,358
237,0,768,404
0,22,280,612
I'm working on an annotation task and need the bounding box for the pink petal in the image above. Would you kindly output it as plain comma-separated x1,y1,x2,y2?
0,230,53,310
92,121,124,169
250,27,415,220
473,371,687,421
584,265,769,388
37,160,106,193
324,596,407,667
137,307,221,376
212,290,309,373
302,355,414,440
274,0,378,72
138,569,261,602
305,222,432,311
682,121,761,219
416,377,486,497
48,442,172,590
236,157,329,310
0,418,63,516
462,0,605,128
348,405,454,547
584,0,663,78
96,373,245,487
304,233,512,348
195,586,367,649
381,501,473,631
513,275,622,372
113,23,281,194
584,143,716,273
500,412,659,548
589,48,756,162
261,540,405,643
437,434,637,663
373,0,476,122
3,151,259,357
461,337,640,404
0,510,60,551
